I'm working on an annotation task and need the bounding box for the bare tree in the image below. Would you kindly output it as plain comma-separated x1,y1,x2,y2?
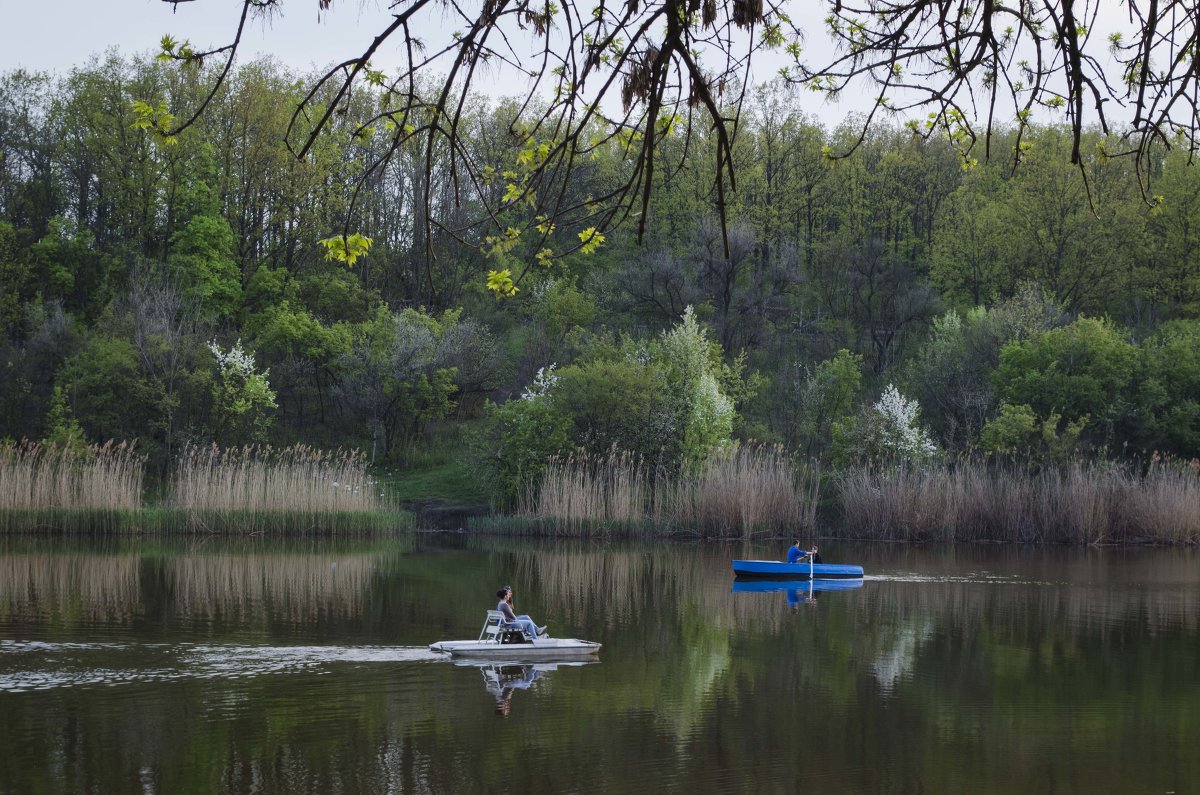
617,247,701,326
120,263,202,461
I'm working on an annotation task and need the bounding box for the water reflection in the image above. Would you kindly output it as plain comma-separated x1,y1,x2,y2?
0,539,413,627
168,552,378,621
0,553,140,623
459,660,598,718
0,537,1197,793
732,577,863,608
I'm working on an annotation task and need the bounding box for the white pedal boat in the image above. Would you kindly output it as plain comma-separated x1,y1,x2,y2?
430,610,602,661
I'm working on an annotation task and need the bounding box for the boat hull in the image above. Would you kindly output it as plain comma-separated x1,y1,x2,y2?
732,559,864,579
429,638,602,661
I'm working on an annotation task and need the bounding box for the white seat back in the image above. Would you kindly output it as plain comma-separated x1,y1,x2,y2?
480,610,507,642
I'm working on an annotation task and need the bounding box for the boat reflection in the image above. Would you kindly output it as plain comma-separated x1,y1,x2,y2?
732,578,863,608
456,660,599,717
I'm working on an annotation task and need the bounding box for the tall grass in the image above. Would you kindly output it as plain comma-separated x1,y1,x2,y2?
524,450,649,535
521,445,820,538
837,458,1200,544
0,441,145,532
171,444,396,533
660,445,819,537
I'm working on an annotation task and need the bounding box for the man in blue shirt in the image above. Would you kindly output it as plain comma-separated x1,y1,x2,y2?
787,541,823,564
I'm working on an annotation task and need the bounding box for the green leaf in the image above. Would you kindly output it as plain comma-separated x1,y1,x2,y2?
319,233,374,267
487,269,519,296
577,227,605,254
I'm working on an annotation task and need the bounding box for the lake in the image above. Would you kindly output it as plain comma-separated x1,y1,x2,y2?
1,536,1197,793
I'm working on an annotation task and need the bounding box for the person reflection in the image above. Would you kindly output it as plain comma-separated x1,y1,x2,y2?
786,586,818,610
484,664,542,717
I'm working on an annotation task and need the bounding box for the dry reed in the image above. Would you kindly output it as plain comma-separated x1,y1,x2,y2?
521,450,648,536
171,443,394,533
0,440,145,531
523,445,820,538
837,459,1200,544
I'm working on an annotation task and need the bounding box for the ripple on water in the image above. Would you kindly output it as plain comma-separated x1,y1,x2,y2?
0,640,445,692
866,572,1063,585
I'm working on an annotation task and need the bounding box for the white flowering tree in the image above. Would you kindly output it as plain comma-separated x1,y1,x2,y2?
835,384,939,467
208,339,278,445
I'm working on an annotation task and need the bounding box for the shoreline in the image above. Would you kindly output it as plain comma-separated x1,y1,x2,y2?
8,509,1189,546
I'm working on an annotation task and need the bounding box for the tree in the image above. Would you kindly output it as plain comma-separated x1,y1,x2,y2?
121,264,207,463
480,366,573,505
167,195,242,323
1132,320,1200,457
208,339,278,445
834,384,939,466
992,316,1137,445
782,348,863,459
333,306,464,461
151,0,1200,294
483,305,741,498
815,236,940,373
1140,151,1200,317
57,334,152,444
0,221,34,336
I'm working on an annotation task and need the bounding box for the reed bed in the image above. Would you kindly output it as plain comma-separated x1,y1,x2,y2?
170,444,397,533
522,450,649,536
660,445,820,537
520,445,819,538
837,459,1200,544
0,441,145,532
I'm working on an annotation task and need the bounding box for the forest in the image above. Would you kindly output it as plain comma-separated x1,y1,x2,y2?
1,54,1199,540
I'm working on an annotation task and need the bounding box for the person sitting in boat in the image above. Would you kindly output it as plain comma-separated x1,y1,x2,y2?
787,541,823,564
496,585,547,639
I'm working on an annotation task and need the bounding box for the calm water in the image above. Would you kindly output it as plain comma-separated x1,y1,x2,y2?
0,536,1197,793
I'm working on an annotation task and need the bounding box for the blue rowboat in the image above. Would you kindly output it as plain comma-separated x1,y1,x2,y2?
731,578,863,593
732,559,864,579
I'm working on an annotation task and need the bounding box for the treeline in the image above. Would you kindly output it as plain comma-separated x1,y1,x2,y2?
1,54,1199,512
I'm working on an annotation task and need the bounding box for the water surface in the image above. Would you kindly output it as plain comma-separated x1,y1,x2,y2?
0,536,1197,793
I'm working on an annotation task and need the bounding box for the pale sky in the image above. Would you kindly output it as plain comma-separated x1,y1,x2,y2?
0,0,882,121
5,0,405,74
3,0,1136,130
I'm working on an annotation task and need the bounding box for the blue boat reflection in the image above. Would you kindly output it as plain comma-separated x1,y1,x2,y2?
732,577,863,608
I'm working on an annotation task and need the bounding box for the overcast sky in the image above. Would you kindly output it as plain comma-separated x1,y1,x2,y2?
3,0,882,120
5,0,404,74
6,0,1136,129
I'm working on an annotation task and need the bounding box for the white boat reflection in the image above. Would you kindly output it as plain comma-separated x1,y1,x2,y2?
454,659,600,717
